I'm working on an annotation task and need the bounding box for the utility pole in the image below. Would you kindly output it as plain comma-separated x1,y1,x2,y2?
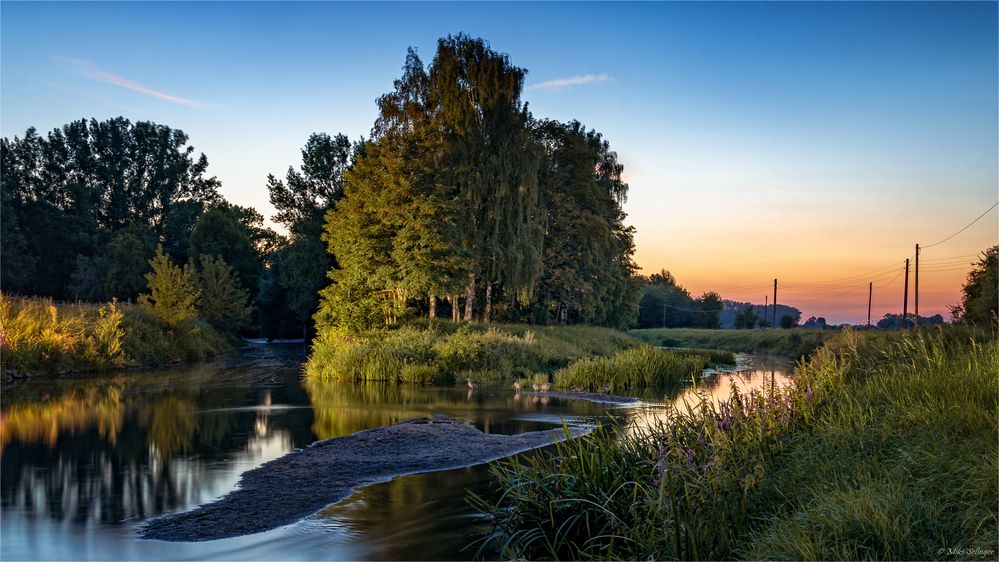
662,302,667,329
902,259,910,330
867,282,873,329
915,244,920,329
773,278,778,328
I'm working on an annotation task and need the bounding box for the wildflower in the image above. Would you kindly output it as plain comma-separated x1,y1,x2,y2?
806,385,813,402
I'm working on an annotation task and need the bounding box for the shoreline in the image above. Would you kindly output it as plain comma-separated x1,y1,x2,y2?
139,416,588,542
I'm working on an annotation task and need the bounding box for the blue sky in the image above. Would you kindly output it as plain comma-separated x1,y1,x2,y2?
2,1,997,322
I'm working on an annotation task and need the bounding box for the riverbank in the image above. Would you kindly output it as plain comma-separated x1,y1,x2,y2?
1,295,232,381
629,327,836,359
140,416,587,541
305,322,643,384
477,326,998,560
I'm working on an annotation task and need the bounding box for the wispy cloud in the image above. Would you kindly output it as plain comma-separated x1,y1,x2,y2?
526,73,613,92
55,56,200,107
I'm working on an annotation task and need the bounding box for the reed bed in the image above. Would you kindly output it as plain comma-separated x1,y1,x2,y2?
475,327,997,560
552,346,708,392
306,323,640,384
1,294,229,375
667,347,737,365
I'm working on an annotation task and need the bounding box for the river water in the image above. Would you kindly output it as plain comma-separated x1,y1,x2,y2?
0,342,792,561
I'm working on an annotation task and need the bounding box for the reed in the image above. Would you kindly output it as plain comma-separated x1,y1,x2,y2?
306,322,642,384
476,327,998,560
0,294,230,375
552,346,708,392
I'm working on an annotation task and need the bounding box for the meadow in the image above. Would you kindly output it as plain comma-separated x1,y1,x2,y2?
475,326,998,560
630,327,836,359
0,294,231,376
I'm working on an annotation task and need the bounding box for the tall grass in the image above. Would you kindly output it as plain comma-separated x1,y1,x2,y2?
552,346,708,392
1,294,230,375
306,323,643,384
629,327,835,359
476,327,998,560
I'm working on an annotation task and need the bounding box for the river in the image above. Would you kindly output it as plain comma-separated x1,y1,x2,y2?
0,342,792,561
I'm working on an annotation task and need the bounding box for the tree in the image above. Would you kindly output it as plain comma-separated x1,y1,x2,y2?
139,246,199,328
779,314,796,329
104,225,155,300
266,133,355,334
1,118,221,299
951,245,998,325
734,305,760,329
196,255,252,333
188,203,266,297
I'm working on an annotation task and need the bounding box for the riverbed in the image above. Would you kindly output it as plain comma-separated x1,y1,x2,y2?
0,342,792,560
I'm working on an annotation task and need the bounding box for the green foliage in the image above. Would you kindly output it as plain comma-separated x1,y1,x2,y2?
552,346,708,392
952,245,998,325
734,304,760,329
195,255,252,333
635,269,723,329
315,37,640,330
477,327,997,560
1,118,220,299
0,294,229,374
139,246,199,329
668,347,737,365
188,203,267,296
306,322,641,384
779,313,796,329
631,327,836,360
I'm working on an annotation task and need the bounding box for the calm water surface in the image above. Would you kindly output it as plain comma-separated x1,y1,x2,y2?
1,343,792,561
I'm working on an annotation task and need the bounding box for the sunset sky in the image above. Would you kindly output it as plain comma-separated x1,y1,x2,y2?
2,1,996,324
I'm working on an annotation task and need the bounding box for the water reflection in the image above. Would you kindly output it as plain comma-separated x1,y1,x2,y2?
2,345,790,561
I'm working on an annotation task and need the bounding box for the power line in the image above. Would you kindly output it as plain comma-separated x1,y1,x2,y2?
922,202,998,249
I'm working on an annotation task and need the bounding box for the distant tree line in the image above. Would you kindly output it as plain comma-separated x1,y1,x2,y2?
634,270,723,329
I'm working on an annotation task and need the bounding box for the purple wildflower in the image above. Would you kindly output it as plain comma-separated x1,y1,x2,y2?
806,385,813,402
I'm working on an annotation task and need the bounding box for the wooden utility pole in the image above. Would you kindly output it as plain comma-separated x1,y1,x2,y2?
773,278,778,328
902,259,910,329
867,282,872,329
914,244,920,329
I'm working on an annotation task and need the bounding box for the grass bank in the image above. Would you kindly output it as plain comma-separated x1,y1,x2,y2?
630,327,836,359
305,322,642,384
551,346,736,393
475,326,997,560
1,294,231,377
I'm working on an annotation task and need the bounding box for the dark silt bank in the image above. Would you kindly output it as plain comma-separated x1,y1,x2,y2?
139,416,587,542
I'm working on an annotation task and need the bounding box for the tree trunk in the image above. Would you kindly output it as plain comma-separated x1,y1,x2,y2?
483,283,493,323
428,295,437,320
463,274,476,322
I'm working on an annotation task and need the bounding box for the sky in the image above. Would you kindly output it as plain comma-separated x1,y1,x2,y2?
2,1,997,324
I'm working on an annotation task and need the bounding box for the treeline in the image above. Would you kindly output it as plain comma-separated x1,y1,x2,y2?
634,270,723,329
316,35,641,332
2,35,642,338
0,118,297,337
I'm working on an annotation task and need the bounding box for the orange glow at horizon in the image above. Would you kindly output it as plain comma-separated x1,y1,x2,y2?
630,202,997,324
